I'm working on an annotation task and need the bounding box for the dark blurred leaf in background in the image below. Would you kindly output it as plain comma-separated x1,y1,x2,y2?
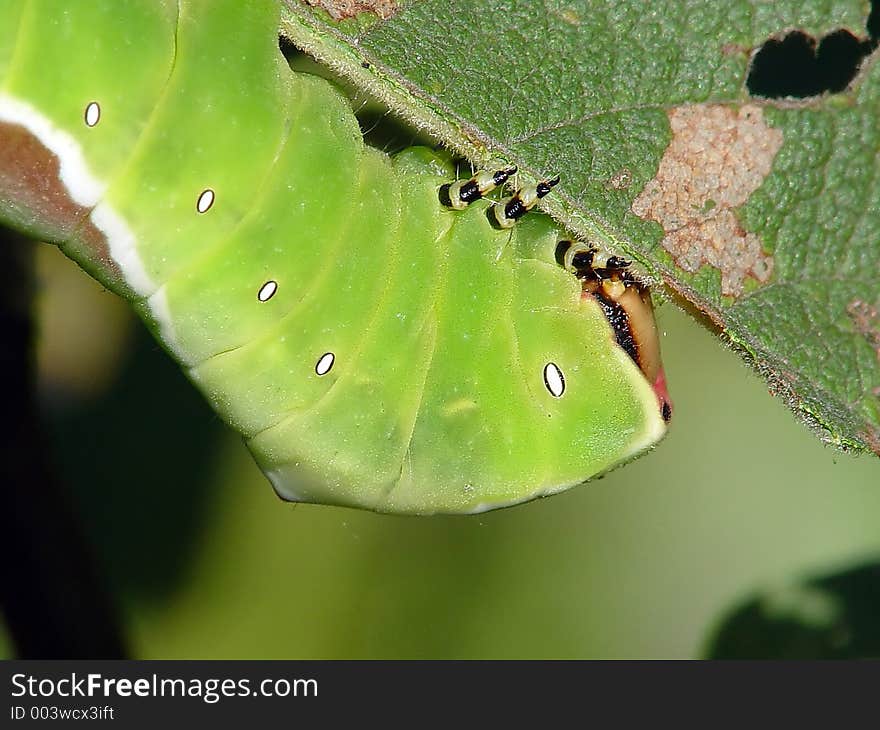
706,559,880,659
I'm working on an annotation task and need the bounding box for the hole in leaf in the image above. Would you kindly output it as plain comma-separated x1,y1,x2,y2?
748,29,873,98
869,1,880,40
748,3,879,99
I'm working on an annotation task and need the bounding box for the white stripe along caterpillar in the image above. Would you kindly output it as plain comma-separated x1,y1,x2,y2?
0,0,669,514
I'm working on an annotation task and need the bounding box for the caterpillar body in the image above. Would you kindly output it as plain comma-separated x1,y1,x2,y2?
0,0,669,514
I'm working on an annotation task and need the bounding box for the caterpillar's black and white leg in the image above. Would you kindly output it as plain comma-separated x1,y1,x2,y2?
490,175,560,228
439,165,517,209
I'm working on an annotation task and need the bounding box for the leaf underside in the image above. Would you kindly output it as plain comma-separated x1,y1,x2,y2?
281,0,880,456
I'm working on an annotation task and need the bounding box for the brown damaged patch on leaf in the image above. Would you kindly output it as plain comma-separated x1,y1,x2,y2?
304,0,397,21
0,121,118,279
631,104,782,297
847,299,880,363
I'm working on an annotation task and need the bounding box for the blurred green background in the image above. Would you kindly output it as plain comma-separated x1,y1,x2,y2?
2,243,878,659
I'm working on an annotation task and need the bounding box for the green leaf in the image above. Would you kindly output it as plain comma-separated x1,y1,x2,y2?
281,0,880,455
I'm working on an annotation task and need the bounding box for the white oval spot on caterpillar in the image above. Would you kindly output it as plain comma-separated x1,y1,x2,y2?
315,352,335,376
84,101,101,127
543,362,565,398
257,280,277,302
196,188,215,213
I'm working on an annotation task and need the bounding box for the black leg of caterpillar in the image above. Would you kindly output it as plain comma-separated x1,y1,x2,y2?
439,165,517,210
560,243,639,299
438,183,454,208
570,247,596,274
556,241,634,280
536,174,561,197
604,256,631,270
489,175,560,229
554,240,574,267
489,165,518,188
574,250,633,286
592,262,634,286
489,196,527,230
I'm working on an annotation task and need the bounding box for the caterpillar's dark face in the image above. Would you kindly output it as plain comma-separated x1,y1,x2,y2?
555,241,673,423
0,0,669,514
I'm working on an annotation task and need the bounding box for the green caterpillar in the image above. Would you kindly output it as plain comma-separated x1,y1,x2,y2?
0,0,670,514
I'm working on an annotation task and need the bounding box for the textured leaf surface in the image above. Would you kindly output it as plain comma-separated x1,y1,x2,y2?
281,0,880,454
